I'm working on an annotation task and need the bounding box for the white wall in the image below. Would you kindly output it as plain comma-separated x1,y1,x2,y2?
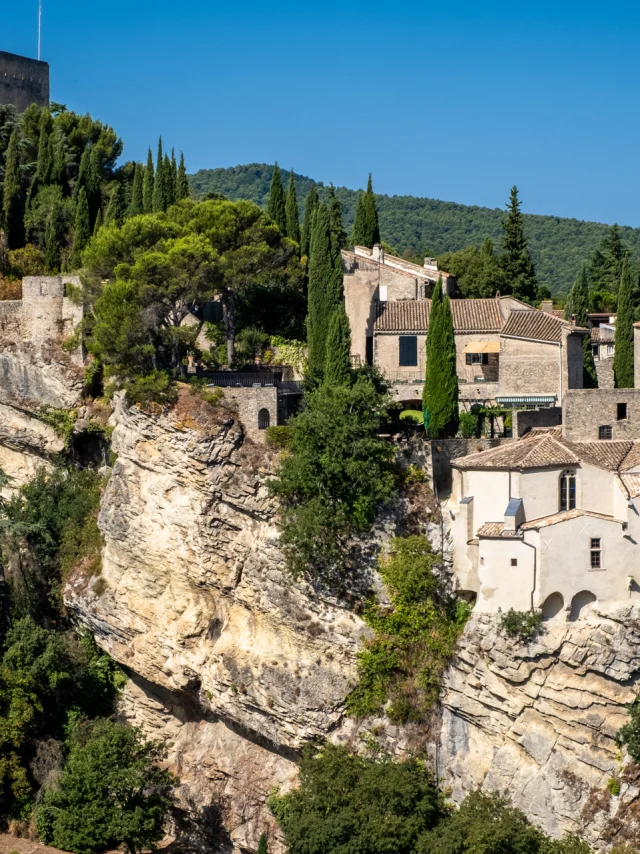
477,538,535,612
463,470,511,530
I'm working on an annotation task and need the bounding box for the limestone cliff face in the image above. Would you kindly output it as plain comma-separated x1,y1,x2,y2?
440,609,640,848
65,389,367,852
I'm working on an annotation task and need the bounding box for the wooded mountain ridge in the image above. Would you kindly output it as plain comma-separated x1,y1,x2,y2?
189,163,640,296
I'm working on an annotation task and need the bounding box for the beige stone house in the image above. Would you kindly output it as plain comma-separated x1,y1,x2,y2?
448,389,640,617
343,246,588,408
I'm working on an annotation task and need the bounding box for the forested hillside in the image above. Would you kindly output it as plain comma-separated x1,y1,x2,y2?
189,164,640,295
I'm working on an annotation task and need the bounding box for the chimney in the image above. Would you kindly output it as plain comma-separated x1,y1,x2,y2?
541,301,554,315
372,243,383,262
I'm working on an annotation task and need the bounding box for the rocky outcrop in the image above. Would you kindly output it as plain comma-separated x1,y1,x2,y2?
66,389,368,852
440,609,640,848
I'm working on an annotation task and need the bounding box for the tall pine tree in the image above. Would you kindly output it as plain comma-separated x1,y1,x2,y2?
285,170,300,244
176,152,189,201
142,148,154,213
152,138,167,213
324,305,352,386
569,265,598,388
267,163,287,233
43,200,62,273
307,204,336,380
164,152,175,208
104,183,126,226
70,188,90,270
328,184,347,252
423,281,459,437
614,259,635,389
129,163,144,217
351,192,367,246
500,186,537,303
2,130,25,250
28,111,52,203
300,186,319,258
363,174,380,246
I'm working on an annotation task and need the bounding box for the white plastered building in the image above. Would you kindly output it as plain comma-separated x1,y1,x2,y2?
449,427,640,619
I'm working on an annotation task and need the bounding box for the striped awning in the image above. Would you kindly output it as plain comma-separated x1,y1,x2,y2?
496,396,556,404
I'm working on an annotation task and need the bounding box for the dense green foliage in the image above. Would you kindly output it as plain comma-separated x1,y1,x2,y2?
352,174,380,248
617,695,640,762
324,304,352,386
37,718,176,854
500,186,537,303
269,743,446,854
300,185,319,258
267,163,287,234
269,373,395,586
438,239,507,298
270,746,589,854
614,259,635,388
567,266,598,387
189,163,640,295
423,284,459,438
306,203,343,381
285,169,301,244
347,536,469,723
499,609,543,642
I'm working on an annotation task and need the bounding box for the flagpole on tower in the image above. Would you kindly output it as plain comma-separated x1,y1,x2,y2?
38,0,42,61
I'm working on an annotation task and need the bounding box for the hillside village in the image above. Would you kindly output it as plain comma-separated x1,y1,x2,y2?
6,43,640,854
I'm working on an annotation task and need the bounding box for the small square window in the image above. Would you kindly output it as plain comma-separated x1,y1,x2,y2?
510,558,518,567
618,403,627,420
591,538,600,549
599,425,613,440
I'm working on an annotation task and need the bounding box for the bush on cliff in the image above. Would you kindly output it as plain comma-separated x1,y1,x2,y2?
617,695,640,762
347,536,469,723
268,371,395,586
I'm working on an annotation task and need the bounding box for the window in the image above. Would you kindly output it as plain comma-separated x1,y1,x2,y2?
399,336,418,367
510,558,518,567
465,353,489,365
599,425,613,440
559,469,576,511
379,285,388,302
618,403,627,420
607,344,615,355
592,346,599,358
257,408,270,430
590,538,601,569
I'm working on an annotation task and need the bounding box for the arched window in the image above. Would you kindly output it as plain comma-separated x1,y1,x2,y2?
559,469,576,511
258,408,270,430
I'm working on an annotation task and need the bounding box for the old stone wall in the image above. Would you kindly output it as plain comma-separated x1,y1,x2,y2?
563,389,640,441
0,51,50,112
220,387,278,436
499,337,562,399
513,407,562,438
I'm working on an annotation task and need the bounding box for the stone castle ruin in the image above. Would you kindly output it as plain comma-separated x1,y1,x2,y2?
0,50,50,111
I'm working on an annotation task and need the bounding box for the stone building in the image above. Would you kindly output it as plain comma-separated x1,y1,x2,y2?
0,50,50,112
448,389,640,616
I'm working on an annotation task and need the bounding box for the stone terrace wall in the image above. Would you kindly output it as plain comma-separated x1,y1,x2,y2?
513,407,562,438
563,389,640,441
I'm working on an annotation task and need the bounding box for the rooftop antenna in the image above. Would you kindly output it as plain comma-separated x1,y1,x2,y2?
38,0,42,61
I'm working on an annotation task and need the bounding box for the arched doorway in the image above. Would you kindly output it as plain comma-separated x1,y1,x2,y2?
569,590,597,621
541,592,564,620
258,408,270,430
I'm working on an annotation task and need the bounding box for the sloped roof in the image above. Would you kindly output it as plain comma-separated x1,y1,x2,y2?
520,509,618,530
590,327,615,343
453,435,580,470
451,300,504,333
374,300,430,332
621,443,640,472
569,441,633,471
501,309,585,343
620,473,640,498
477,522,507,537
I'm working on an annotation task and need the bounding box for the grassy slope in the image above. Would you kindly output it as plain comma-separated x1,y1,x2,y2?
189,163,640,296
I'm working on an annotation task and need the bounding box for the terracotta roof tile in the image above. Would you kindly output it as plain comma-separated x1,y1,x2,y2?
620,443,640,472
501,309,586,343
520,509,618,530
620,473,640,498
453,435,580,470
590,327,615,343
476,522,506,537
568,441,633,471
374,298,503,333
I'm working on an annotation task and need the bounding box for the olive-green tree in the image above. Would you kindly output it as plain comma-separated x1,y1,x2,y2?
267,163,287,233
285,170,300,244
614,259,635,388
423,281,459,437
324,305,352,385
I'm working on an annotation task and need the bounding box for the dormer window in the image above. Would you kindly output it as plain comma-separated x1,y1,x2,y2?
559,470,576,511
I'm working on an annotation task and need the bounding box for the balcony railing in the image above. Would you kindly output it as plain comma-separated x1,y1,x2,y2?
205,371,284,387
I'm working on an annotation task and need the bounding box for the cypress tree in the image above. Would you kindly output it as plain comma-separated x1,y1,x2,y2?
569,265,598,388
164,152,175,208
257,834,268,854
43,200,61,273
70,188,91,270
29,111,52,202
152,138,167,213
2,130,25,250
129,163,144,217
363,174,380,247
143,148,154,213
500,186,537,303
169,149,178,205
50,130,68,195
285,170,300,244
328,184,347,252
267,163,287,233
307,204,334,380
93,207,103,236
176,152,189,201
614,259,635,388
300,186,319,258
104,183,126,226
423,281,459,437
351,191,367,246
325,305,352,385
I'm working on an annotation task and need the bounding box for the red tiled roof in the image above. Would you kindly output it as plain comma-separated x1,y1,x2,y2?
374,298,503,333
501,309,586,343
590,327,615,343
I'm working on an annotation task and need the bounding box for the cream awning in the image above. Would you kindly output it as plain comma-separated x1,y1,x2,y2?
462,341,501,354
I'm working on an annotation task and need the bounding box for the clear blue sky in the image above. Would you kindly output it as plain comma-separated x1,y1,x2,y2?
4,1,640,225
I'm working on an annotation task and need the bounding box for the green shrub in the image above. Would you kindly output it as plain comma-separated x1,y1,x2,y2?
617,695,640,762
38,406,77,446
37,718,176,854
347,536,470,722
458,411,478,438
499,608,543,642
265,425,292,450
607,777,621,796
123,370,178,408
400,409,424,425
269,743,446,854
403,464,426,484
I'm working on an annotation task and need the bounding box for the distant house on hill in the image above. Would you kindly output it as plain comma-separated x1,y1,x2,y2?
343,245,589,409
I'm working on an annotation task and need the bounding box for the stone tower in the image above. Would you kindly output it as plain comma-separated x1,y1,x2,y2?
0,50,50,112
